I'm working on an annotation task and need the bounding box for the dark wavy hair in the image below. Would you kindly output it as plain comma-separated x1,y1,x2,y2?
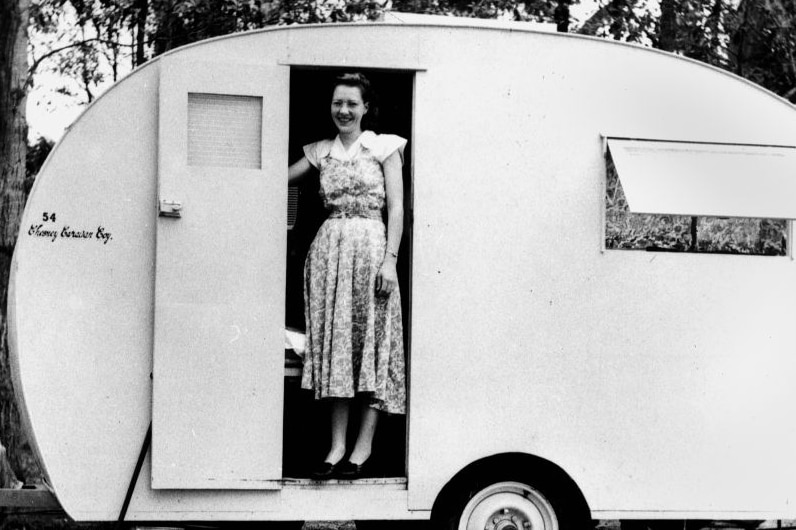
331,72,378,131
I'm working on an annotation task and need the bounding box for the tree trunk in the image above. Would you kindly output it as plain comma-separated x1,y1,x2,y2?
154,0,179,56
554,0,570,32
730,0,749,77
658,0,677,52
707,0,723,61
0,0,41,486
136,0,148,66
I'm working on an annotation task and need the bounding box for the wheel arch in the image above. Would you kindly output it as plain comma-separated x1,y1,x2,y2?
430,452,592,527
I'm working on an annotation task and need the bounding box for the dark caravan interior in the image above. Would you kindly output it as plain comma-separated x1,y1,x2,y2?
283,67,414,479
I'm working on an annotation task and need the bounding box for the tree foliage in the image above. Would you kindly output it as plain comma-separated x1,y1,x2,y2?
30,0,143,104
580,0,796,103
729,0,796,101
27,0,577,112
26,0,796,127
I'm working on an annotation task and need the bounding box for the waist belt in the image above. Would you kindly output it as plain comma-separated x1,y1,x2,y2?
328,210,382,220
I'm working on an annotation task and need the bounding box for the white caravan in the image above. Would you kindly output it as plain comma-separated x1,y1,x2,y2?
9,17,796,530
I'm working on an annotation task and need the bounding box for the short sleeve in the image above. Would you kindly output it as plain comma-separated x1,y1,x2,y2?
375,134,407,164
303,140,332,169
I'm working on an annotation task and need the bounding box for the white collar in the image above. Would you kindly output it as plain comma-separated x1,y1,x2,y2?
330,131,377,160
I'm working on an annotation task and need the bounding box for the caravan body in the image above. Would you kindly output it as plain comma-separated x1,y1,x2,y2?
9,19,796,526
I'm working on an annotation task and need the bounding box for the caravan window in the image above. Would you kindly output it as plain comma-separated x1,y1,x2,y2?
605,138,794,255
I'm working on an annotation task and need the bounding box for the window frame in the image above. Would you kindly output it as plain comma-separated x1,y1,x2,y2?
601,135,795,258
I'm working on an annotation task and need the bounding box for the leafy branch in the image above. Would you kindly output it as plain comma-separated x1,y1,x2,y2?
27,37,142,84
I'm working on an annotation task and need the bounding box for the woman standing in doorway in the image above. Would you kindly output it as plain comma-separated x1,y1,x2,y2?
288,73,407,480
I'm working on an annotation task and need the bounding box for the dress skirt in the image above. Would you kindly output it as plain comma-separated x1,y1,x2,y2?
301,216,406,414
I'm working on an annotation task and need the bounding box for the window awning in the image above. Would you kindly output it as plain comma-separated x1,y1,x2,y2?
606,138,796,219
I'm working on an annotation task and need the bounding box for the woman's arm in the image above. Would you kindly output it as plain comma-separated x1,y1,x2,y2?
376,150,404,296
288,156,312,185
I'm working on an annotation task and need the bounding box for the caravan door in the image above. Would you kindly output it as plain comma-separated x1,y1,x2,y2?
151,58,288,489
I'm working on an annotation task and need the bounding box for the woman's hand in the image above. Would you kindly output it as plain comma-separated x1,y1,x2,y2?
376,258,399,296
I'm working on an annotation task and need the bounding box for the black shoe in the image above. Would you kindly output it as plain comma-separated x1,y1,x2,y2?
310,461,339,480
336,459,369,480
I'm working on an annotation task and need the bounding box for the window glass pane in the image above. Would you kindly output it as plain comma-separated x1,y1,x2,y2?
606,157,693,251
695,217,786,255
188,93,263,169
605,155,787,255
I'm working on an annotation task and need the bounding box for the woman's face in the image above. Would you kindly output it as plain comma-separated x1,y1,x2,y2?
331,85,368,135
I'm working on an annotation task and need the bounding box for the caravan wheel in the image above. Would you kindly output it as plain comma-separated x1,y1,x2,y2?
431,458,592,530
457,481,559,530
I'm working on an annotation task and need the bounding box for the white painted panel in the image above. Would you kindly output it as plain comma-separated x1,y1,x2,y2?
7,65,159,520
407,27,796,517
283,25,424,70
116,452,423,522
152,59,288,489
608,139,796,218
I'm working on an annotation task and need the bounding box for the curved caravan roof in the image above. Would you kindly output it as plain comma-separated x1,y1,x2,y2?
9,20,796,522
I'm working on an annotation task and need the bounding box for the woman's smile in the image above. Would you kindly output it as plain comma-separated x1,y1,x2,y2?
331,85,368,135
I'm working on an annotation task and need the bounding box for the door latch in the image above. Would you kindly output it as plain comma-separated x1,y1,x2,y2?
159,199,183,218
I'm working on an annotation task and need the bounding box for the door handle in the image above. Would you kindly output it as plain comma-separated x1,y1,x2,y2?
159,199,183,218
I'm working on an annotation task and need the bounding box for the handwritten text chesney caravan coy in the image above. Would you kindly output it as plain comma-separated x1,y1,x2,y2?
28,212,113,245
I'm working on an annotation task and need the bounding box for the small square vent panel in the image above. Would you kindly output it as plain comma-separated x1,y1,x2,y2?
187,93,263,169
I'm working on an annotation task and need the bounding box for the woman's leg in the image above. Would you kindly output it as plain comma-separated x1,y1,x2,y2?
325,399,350,464
348,400,380,464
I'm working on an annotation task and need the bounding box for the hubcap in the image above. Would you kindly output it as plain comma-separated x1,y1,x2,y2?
458,481,559,530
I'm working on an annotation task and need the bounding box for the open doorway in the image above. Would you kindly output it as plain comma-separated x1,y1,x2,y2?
283,67,414,480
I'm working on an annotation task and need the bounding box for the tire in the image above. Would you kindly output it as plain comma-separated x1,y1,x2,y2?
431,462,592,530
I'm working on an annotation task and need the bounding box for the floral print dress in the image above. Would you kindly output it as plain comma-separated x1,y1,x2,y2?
301,131,407,414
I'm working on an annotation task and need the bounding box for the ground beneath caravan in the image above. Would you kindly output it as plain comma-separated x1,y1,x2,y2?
273,520,796,529
1,516,795,529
